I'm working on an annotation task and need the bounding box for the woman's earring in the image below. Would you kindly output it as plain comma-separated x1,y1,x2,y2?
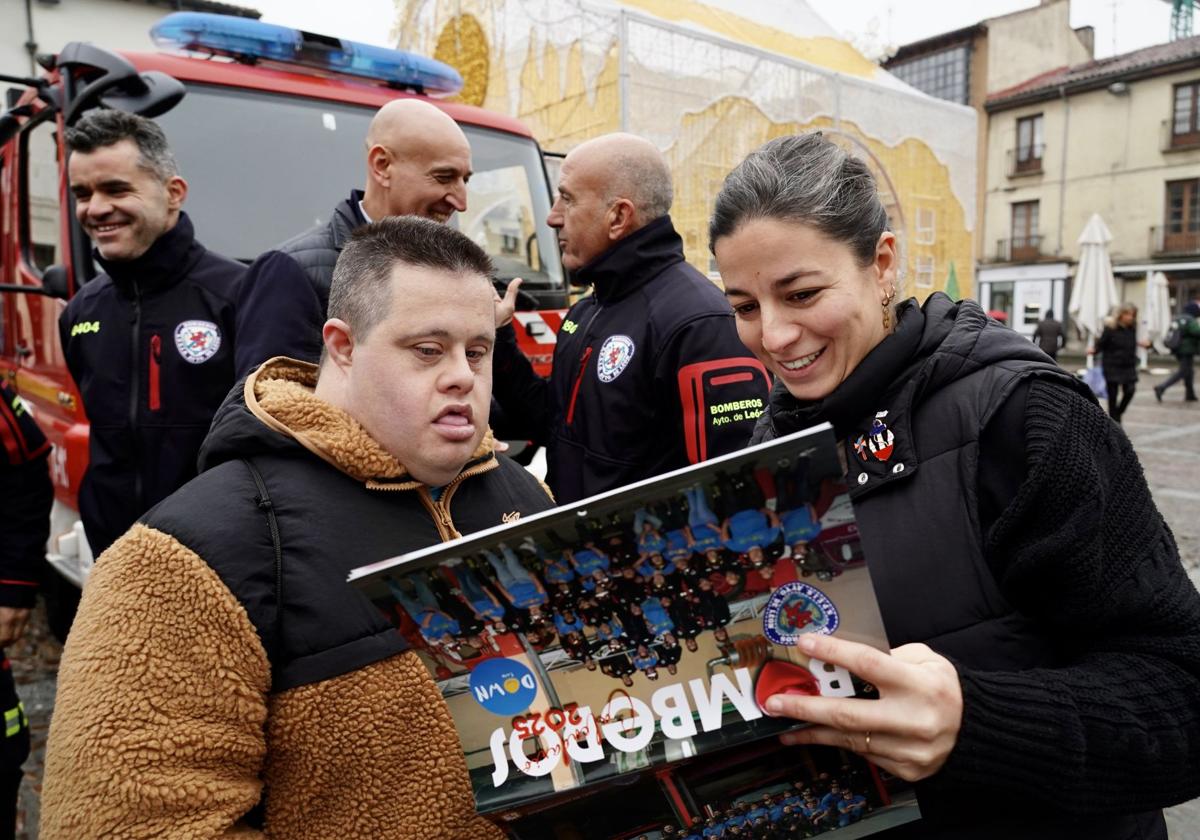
881,284,897,330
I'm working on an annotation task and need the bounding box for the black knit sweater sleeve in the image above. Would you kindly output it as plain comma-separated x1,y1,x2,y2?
927,379,1200,814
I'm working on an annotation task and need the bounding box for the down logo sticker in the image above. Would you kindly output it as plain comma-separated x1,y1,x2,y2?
469,657,538,716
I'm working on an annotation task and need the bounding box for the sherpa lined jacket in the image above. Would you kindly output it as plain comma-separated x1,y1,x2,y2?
41,358,554,839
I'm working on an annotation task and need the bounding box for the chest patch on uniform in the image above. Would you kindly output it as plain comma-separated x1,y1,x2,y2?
174,320,221,364
597,334,635,383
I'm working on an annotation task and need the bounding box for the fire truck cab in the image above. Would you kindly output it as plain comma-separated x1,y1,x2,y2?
0,13,566,602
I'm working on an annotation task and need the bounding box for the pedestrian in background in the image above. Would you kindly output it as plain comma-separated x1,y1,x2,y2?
1155,300,1200,403
1092,302,1149,424
0,382,54,839
1031,308,1064,361
710,132,1200,839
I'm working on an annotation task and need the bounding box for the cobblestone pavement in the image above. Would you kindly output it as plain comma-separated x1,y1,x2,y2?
9,370,1200,838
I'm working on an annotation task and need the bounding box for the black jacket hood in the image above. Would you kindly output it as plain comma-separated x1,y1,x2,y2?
198,362,309,473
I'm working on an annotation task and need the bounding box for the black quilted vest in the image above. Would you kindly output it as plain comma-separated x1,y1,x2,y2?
274,192,363,317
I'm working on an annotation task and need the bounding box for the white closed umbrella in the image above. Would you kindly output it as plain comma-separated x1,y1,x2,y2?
1145,270,1172,355
1069,213,1119,365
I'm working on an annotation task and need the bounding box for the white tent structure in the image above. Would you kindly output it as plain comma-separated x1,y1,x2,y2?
1144,270,1173,356
397,0,977,298
1069,213,1119,361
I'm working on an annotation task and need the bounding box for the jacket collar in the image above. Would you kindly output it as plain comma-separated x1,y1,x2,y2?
765,297,929,443
239,358,497,486
764,295,953,499
95,212,200,297
765,293,1072,498
572,215,686,305
331,190,367,250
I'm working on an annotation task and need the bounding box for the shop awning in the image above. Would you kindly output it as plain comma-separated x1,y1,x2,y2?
976,262,1070,282
1113,261,1200,273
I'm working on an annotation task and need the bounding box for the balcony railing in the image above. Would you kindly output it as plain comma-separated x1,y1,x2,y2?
1160,119,1200,152
1007,145,1045,177
996,235,1042,262
1151,225,1200,255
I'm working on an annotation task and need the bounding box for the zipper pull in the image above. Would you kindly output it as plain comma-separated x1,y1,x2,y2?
566,346,594,426
148,334,162,411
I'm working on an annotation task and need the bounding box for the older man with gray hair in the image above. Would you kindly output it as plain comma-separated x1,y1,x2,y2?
493,132,769,502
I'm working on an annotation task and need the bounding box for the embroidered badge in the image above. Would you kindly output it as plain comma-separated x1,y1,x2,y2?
596,334,635,383
468,657,538,716
762,581,840,645
866,411,894,462
174,320,221,364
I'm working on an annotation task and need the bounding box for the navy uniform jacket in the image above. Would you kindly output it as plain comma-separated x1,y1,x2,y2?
233,191,365,377
58,213,243,557
493,215,770,503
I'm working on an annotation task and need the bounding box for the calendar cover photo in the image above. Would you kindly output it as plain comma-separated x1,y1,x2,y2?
350,424,909,836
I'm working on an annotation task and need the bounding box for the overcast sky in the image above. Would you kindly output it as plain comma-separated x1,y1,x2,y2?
250,0,1177,60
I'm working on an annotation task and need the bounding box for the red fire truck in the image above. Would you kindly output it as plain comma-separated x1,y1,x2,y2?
0,13,566,619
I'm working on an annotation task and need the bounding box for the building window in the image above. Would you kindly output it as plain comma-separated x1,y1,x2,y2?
914,255,935,288
1010,201,1040,261
1015,114,1044,173
887,45,970,105
914,207,936,245
1172,81,1200,146
1163,178,1200,253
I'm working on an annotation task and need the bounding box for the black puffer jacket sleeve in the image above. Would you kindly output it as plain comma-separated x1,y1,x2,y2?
924,379,1200,815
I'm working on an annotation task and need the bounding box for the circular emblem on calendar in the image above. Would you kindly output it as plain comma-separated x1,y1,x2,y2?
597,335,635,383
762,582,839,646
174,320,221,364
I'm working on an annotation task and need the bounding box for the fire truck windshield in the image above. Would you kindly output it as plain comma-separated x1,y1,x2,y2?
150,83,563,294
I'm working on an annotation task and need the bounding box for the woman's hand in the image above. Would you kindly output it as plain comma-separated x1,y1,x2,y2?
766,633,963,782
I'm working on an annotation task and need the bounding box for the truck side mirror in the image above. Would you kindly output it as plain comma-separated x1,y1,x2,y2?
41,265,70,300
57,42,186,124
99,71,185,119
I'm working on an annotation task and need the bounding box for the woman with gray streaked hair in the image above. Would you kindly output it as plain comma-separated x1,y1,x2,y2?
708,132,1200,839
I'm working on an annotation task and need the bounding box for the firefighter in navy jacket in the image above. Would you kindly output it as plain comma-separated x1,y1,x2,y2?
0,381,52,832
58,111,242,559
493,133,769,503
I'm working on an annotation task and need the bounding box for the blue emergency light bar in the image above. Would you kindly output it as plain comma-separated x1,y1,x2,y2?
150,12,464,95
